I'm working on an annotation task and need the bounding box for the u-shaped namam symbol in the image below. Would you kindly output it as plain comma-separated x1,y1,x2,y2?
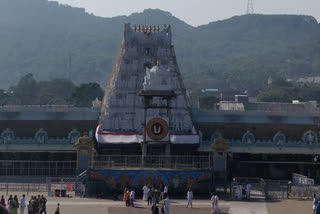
153,125,162,134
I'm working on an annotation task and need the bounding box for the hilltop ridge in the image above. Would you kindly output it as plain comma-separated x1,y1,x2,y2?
0,0,319,92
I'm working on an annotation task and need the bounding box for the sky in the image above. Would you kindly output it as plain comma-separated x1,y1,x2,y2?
54,0,320,26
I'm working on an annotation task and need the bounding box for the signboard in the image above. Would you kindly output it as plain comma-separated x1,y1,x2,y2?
145,117,169,142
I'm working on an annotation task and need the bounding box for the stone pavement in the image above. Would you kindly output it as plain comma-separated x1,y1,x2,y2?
1,191,311,214
40,198,314,214
44,199,230,214
229,199,268,214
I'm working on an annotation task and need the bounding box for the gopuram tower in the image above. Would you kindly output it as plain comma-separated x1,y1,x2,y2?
96,24,199,156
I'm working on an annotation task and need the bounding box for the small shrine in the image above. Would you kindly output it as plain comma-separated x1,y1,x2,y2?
74,133,95,171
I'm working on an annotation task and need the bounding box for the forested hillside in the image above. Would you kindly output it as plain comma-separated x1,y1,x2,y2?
0,0,319,93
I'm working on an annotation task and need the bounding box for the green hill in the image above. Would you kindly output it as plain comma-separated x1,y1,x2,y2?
0,0,319,93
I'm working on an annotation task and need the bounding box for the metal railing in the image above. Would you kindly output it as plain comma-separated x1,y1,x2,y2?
0,176,77,196
0,160,76,177
94,155,211,170
0,105,100,112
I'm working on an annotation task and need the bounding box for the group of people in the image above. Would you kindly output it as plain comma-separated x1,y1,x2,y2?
0,195,25,214
142,185,168,206
186,190,220,214
123,188,135,207
142,184,170,214
150,194,170,214
0,194,60,214
125,184,222,214
27,195,47,214
235,183,251,200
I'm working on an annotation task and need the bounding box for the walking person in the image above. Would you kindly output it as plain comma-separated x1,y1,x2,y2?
7,195,13,213
35,195,41,214
246,183,252,199
54,203,60,214
147,187,153,206
152,188,158,205
130,189,135,207
125,190,130,207
142,185,149,201
0,203,9,214
214,195,220,214
315,197,320,214
10,196,19,214
151,203,159,214
163,186,168,195
163,194,170,214
0,196,6,208
186,189,193,208
19,195,25,214
237,185,243,200
31,197,37,214
211,194,219,214
314,194,319,214
27,198,32,214
39,195,47,214
123,188,127,206
211,194,220,214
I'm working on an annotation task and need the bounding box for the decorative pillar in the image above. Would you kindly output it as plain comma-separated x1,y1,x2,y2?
74,133,95,173
141,142,147,165
211,136,229,194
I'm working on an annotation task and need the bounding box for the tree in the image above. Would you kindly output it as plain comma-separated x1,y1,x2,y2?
69,83,103,107
0,89,9,105
37,79,75,105
257,86,290,102
13,73,38,105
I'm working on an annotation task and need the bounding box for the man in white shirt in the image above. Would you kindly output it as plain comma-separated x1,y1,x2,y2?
211,193,221,214
211,193,216,213
130,190,135,207
164,186,168,194
20,194,26,214
164,194,170,214
142,185,149,201
237,185,243,200
214,195,220,213
186,189,193,208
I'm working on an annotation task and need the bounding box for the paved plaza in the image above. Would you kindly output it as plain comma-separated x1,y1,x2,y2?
44,199,230,214
0,191,313,214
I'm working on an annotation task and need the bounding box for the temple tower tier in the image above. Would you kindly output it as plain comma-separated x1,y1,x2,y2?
96,24,199,154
